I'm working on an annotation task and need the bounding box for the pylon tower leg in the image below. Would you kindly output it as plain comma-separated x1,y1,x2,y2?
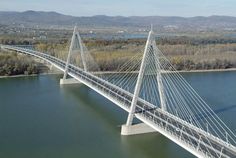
121,28,157,135
60,26,81,85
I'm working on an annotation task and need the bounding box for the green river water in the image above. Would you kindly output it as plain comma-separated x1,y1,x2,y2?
0,71,236,158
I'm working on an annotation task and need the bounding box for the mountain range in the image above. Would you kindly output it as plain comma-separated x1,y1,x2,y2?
1,10,236,31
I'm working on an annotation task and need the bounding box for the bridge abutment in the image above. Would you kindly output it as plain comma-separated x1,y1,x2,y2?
60,78,81,85
121,123,156,135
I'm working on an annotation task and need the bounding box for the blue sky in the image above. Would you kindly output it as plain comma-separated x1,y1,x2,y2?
1,0,236,17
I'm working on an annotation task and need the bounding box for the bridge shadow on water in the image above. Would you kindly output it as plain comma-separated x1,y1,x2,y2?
60,84,127,128
59,83,194,158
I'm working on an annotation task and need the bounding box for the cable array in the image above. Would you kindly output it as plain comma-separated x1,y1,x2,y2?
30,27,236,148
97,31,236,147
98,51,143,94
69,31,100,72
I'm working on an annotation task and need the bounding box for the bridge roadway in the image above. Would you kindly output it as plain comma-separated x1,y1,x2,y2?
2,45,236,158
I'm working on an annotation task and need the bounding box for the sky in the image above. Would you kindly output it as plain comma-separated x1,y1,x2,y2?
1,0,236,17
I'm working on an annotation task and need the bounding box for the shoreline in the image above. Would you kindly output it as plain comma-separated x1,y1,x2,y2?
1,68,236,79
0,72,63,79
93,68,236,74
178,68,236,73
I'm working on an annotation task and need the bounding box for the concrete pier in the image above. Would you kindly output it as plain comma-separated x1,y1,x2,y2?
121,123,157,135
60,78,81,85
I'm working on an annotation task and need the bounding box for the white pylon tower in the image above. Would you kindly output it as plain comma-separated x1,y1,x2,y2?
125,27,167,126
152,38,167,111
63,26,87,80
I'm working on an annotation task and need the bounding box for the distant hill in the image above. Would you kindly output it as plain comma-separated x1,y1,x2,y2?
1,10,236,31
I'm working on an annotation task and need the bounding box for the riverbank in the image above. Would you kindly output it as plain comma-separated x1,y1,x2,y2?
93,67,236,75
179,68,236,73
0,72,63,79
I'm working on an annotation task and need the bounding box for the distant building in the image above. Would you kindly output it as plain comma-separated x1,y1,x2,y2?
164,25,178,31
39,35,47,40
117,30,124,33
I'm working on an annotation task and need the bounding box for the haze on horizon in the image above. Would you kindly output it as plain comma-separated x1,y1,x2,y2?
0,0,236,17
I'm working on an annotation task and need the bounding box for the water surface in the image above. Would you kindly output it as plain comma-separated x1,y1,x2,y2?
0,71,236,158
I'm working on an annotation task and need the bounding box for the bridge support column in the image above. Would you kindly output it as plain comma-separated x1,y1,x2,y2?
124,29,153,128
0,46,7,52
60,26,86,86
60,78,80,85
121,123,156,135
62,26,76,82
49,63,53,70
60,26,81,86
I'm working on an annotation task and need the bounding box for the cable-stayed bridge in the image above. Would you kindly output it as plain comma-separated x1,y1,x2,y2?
1,26,236,158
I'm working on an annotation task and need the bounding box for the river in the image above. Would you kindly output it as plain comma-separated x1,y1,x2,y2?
0,71,236,158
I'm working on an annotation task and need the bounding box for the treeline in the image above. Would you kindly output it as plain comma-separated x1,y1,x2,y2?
81,36,236,47
2,35,236,72
97,58,236,71
0,51,40,76
0,39,31,45
171,57,236,71
157,36,236,45
3,35,236,46
33,40,236,71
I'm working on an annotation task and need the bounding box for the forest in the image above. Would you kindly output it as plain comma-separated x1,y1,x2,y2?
1,33,236,74
33,37,236,71
0,50,40,76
